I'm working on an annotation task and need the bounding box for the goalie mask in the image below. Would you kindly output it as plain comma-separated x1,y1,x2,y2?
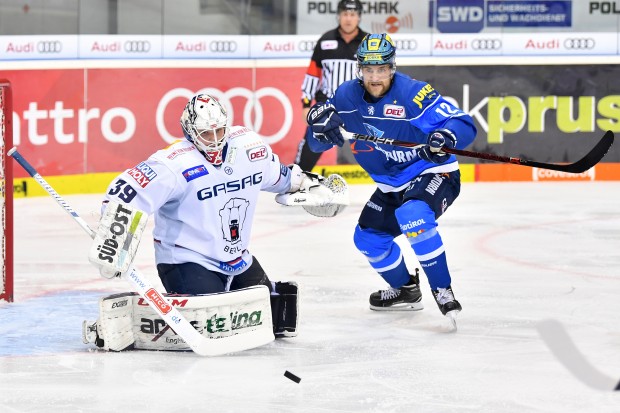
181,94,230,165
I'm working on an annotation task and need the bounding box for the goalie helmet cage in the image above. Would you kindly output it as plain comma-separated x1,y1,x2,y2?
0,79,14,302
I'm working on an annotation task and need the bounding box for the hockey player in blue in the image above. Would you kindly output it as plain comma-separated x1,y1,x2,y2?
306,33,477,325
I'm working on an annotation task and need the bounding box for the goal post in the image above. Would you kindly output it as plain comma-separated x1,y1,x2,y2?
0,79,14,303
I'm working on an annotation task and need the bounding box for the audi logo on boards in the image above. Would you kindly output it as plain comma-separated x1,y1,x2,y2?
157,87,293,145
471,39,502,50
210,41,237,53
37,41,62,53
124,41,151,53
297,40,317,52
564,38,595,50
393,39,417,51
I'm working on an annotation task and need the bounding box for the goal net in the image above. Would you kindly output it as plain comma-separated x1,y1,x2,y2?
0,79,13,302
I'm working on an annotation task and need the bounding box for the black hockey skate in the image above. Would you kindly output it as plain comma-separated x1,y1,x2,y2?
431,286,461,329
369,270,424,311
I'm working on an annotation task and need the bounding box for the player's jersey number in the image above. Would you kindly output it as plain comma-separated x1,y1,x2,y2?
435,102,460,118
108,179,138,203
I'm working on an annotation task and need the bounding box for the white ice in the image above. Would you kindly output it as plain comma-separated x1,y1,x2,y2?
1,182,620,412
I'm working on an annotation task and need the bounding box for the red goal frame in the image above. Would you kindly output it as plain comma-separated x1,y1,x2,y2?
0,79,14,302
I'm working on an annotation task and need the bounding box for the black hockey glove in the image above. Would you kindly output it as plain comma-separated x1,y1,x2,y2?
418,129,457,164
307,103,345,146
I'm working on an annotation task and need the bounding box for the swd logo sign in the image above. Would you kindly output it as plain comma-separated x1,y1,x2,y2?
434,0,484,33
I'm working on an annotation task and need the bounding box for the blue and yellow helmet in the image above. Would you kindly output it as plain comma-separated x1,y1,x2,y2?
356,33,396,67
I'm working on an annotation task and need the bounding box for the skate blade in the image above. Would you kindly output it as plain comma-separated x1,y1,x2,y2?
370,302,424,312
445,310,460,331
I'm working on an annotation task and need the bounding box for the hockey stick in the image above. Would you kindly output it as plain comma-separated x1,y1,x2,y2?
8,147,274,356
340,129,615,174
536,319,620,391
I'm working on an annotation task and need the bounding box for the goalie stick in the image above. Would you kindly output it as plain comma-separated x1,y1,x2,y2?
8,147,274,356
340,129,615,174
536,319,620,391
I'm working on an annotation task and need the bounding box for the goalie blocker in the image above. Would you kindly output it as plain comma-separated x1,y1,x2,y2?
83,282,299,352
88,201,149,279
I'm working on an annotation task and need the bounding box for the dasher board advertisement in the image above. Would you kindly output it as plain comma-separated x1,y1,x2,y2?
2,62,619,182
297,0,620,35
399,64,620,164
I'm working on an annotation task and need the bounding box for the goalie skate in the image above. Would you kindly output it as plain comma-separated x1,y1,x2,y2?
82,320,101,346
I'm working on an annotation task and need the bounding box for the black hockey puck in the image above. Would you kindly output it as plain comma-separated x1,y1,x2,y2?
284,370,301,383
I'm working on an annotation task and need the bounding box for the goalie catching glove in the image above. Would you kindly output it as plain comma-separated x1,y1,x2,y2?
276,165,349,217
88,201,149,279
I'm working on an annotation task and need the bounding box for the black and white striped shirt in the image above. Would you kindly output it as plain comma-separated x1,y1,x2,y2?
301,28,368,108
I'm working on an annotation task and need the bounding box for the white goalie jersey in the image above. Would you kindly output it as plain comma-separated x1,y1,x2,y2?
102,126,292,275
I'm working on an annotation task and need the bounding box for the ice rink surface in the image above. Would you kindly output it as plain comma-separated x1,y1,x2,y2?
1,182,619,412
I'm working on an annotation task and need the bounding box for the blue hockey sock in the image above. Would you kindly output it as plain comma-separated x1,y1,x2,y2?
395,200,452,290
353,225,410,288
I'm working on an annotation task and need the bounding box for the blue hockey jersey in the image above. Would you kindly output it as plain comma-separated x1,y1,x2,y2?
308,72,477,192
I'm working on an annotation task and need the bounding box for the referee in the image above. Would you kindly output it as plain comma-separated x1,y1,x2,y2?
296,0,367,171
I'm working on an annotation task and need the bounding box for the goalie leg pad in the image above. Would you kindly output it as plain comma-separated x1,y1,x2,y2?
270,281,299,338
84,286,274,352
81,292,137,351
